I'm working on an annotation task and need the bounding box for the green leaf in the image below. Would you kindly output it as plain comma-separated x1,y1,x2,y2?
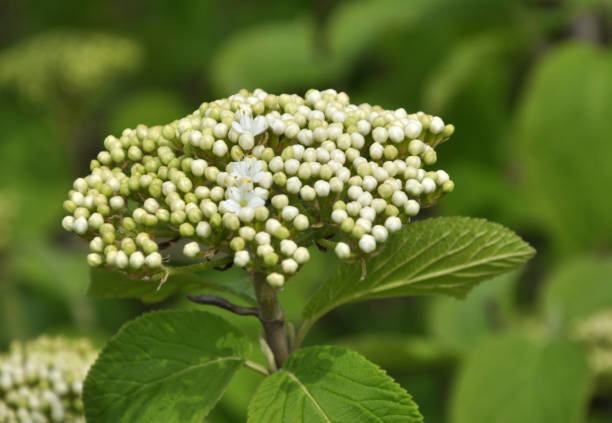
334,334,455,371
513,42,612,254
541,256,612,328
84,310,252,423
450,335,592,423
428,273,518,354
210,17,335,95
248,346,422,423
328,0,430,65
88,266,256,305
300,217,534,343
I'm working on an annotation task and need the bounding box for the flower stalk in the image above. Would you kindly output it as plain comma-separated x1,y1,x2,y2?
253,272,289,368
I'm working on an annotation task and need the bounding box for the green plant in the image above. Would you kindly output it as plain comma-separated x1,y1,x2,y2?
61,88,534,422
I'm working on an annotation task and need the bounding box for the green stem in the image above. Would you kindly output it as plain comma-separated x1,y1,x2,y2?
158,255,232,279
253,272,289,368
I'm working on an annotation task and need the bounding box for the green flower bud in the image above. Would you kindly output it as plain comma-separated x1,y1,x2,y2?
180,222,195,237
230,237,245,251
255,206,269,222
223,213,240,231
263,252,279,266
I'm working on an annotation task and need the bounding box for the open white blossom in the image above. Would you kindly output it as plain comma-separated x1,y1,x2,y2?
231,109,267,136
228,157,265,184
220,184,267,214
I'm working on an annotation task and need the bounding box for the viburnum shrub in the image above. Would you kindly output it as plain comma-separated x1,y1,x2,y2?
61,89,535,422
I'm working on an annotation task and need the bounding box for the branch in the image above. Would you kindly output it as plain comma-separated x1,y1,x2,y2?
187,294,259,317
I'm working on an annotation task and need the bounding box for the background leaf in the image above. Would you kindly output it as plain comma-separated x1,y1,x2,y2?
88,266,256,305
512,42,612,254
84,310,252,423
450,334,592,423
541,256,612,328
248,345,422,423
300,217,535,342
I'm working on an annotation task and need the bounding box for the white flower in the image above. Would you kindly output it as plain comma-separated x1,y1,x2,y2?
220,184,266,214
231,110,267,137
228,157,266,185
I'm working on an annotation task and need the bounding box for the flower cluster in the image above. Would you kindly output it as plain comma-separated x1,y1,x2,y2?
0,30,142,104
0,336,96,423
573,310,612,379
62,89,454,288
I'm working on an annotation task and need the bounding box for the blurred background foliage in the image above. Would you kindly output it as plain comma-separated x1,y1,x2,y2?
1,0,611,421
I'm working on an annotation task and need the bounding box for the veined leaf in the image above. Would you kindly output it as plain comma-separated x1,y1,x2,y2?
84,310,252,423
248,346,422,423
88,265,256,305
300,217,534,344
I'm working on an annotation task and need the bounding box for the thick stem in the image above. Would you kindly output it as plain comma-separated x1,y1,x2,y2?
253,272,289,368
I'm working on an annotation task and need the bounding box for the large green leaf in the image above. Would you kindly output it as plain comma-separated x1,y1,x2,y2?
541,256,612,328
512,42,612,254
450,335,592,423
300,217,534,343
84,310,252,423
88,266,256,305
248,346,422,423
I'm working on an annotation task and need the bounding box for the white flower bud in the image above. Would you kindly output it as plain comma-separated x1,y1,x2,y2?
372,127,388,143
238,206,255,223
329,177,344,192
286,176,302,194
300,186,316,201
405,119,422,138
351,132,365,149
369,142,384,160
255,231,271,245
269,156,284,172
348,185,363,200
145,252,162,268
314,180,330,197
272,194,289,209
284,159,300,175
297,129,313,146
280,239,298,256
430,116,444,134
372,225,388,243
73,217,88,235
87,253,103,267
405,179,423,196
421,177,436,194
281,258,299,274
346,201,362,216
356,218,372,232
213,122,228,139
293,246,310,264
392,190,408,207
115,251,128,269
234,250,250,267
357,191,373,206
257,244,274,257
265,218,282,234
331,209,348,223
362,175,377,192
183,242,200,258
436,170,450,185
281,205,299,221
293,214,309,231
267,273,285,288
109,196,125,210
385,216,402,232
357,119,371,135
189,130,203,146
73,178,88,193
335,242,351,259
388,125,404,143
239,226,256,241
190,159,207,176
144,198,159,214
129,251,145,269
359,234,377,253
162,181,176,196
62,216,75,231
404,199,420,216
359,206,376,222
239,133,255,150
212,140,228,156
